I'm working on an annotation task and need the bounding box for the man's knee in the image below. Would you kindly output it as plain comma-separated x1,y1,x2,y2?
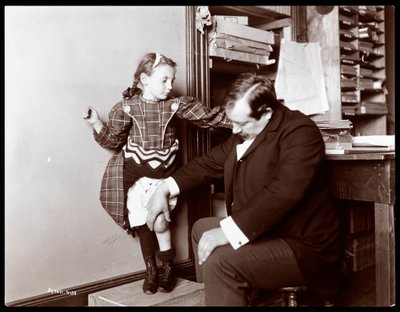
192,218,207,243
153,214,169,233
201,249,229,281
191,217,222,242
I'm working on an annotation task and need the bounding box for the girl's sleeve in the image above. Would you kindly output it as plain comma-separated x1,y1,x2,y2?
93,101,132,151
174,96,232,129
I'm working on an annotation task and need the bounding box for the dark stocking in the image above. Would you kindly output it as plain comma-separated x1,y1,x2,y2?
136,225,159,294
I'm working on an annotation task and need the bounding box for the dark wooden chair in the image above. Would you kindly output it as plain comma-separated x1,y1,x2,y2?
249,286,335,307
279,286,309,307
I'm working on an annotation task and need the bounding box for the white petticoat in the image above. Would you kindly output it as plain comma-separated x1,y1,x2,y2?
126,177,177,227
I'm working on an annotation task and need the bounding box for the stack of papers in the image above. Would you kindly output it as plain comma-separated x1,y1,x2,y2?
325,135,395,155
326,135,395,155
352,135,395,150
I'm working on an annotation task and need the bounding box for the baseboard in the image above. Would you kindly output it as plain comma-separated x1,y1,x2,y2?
6,260,195,307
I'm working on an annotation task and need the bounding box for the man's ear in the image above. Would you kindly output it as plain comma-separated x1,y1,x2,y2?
257,104,265,113
265,108,273,120
261,107,273,120
257,104,271,114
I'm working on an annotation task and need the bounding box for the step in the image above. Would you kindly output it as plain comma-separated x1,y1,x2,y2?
88,278,205,306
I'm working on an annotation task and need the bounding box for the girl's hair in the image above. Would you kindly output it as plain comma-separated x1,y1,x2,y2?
122,53,177,98
223,72,280,120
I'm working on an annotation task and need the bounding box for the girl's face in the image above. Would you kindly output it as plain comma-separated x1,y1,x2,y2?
141,64,176,101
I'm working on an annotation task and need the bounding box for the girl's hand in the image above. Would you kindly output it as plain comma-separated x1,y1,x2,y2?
83,106,99,125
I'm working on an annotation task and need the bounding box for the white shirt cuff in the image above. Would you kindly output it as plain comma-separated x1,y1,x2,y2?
220,216,249,250
164,177,180,197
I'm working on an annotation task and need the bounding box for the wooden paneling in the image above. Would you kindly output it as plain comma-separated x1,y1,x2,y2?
327,158,394,204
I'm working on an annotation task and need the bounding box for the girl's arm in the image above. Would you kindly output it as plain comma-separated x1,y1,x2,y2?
93,102,132,151
174,96,232,129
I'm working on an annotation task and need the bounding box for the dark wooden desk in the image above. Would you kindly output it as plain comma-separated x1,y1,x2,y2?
326,152,395,306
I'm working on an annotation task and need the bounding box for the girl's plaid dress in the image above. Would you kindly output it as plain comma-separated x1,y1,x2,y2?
93,95,231,229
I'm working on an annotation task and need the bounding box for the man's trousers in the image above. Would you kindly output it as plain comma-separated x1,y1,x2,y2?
191,217,306,306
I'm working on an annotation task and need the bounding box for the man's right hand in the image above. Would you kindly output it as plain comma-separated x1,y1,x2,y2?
146,181,171,231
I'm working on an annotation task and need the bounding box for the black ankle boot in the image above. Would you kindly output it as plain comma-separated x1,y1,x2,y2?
157,247,176,293
159,261,176,293
143,257,159,294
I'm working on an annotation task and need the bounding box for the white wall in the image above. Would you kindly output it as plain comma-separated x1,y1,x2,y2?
5,6,188,303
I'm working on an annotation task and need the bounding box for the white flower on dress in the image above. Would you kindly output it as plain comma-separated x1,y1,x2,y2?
123,105,130,113
171,99,179,112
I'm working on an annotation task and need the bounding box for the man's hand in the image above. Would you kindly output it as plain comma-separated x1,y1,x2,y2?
198,227,229,265
146,182,171,231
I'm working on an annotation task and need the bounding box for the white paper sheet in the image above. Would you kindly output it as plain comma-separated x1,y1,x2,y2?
275,39,330,115
352,135,395,148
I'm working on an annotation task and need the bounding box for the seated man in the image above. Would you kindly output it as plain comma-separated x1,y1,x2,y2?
146,73,343,306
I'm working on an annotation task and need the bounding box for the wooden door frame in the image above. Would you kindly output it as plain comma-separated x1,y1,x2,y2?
183,5,214,259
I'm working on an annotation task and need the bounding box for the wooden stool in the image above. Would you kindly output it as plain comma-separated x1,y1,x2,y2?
88,278,204,306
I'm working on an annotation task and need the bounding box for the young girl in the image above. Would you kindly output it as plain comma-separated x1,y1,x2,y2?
83,52,231,294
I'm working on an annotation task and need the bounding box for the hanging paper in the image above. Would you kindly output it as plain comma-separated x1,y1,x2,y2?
275,39,330,115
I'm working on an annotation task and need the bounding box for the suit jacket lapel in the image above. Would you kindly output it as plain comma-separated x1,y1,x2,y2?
224,135,242,213
224,104,286,212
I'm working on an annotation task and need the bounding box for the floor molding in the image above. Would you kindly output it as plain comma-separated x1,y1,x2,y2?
6,260,195,307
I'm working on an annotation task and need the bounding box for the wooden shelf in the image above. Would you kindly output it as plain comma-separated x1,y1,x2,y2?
209,5,290,26
209,57,275,75
207,6,288,84
338,5,387,135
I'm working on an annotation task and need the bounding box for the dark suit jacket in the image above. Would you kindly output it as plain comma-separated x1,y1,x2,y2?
172,103,342,298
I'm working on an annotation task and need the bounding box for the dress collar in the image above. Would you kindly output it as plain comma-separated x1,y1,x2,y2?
139,95,160,105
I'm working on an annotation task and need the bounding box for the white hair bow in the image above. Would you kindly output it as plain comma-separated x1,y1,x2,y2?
153,53,162,68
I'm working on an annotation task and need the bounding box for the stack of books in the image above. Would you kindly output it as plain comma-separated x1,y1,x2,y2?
314,119,353,154
208,16,275,65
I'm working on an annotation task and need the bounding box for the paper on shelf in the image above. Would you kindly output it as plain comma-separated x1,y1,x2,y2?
209,32,273,54
352,135,395,148
325,148,346,155
212,19,275,44
209,45,273,65
345,146,394,153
